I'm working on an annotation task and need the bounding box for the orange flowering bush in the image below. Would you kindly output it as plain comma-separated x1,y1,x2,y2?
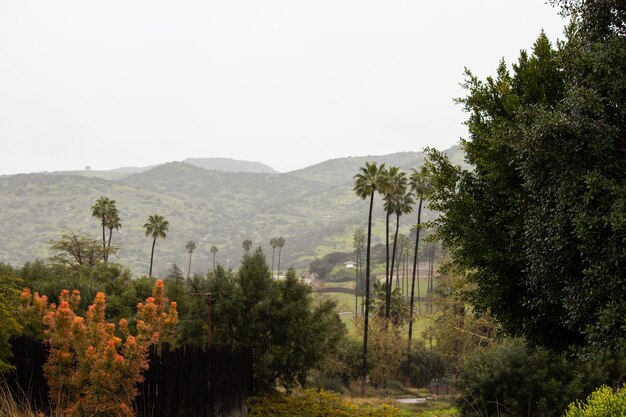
19,280,178,417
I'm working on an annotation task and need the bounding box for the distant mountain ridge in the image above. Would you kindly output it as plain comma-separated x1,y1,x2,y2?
184,158,277,174
0,146,464,277
38,157,277,180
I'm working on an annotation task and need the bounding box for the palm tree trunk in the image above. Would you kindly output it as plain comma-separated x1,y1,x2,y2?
355,250,358,320
395,239,402,289
213,254,216,272
277,248,282,277
359,249,365,316
385,211,391,299
101,215,106,261
361,191,375,396
408,197,423,350
106,227,113,263
387,211,400,317
271,248,275,277
187,252,192,279
149,237,156,277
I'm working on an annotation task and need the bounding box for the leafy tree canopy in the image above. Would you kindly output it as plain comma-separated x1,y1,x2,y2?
0,271,21,373
207,248,346,393
426,10,626,352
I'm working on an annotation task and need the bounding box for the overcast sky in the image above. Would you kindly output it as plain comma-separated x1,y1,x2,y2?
0,1,566,175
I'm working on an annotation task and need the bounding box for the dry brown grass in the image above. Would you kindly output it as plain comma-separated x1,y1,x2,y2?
0,383,39,417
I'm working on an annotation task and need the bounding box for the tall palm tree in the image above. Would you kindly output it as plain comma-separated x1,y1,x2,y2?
104,205,121,263
186,240,196,278
270,237,278,277
91,196,115,261
210,246,218,271
276,236,285,277
242,239,252,254
382,168,409,317
388,188,414,317
353,161,385,395
408,165,431,348
144,214,169,277
379,166,399,303
353,228,365,319
395,233,409,292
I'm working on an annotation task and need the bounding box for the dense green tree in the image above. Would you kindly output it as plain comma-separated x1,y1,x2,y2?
143,214,169,277
353,161,386,395
17,260,139,323
551,0,626,39
185,240,196,278
308,251,353,280
455,339,624,417
0,272,21,373
426,17,626,351
207,249,345,392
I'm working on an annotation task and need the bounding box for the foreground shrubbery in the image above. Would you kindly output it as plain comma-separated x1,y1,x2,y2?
454,339,624,417
565,385,626,417
247,389,402,417
18,280,178,416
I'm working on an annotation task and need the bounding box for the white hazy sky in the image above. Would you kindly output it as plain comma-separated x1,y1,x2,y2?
0,1,566,175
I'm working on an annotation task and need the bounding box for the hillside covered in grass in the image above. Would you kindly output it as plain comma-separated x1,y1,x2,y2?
0,146,462,276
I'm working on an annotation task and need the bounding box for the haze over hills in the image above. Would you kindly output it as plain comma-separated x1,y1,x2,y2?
43,157,278,180
184,158,277,174
0,146,464,277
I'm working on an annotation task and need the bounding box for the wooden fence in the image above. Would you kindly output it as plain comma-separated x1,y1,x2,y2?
4,336,253,417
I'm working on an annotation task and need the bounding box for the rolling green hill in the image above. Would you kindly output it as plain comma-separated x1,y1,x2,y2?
0,146,463,277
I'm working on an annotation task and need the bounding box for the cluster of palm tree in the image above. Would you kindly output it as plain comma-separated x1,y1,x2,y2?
353,161,432,395
269,236,286,277
90,197,122,263
91,197,173,277
91,198,289,280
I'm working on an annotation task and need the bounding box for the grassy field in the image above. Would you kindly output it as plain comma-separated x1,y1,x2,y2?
318,276,435,339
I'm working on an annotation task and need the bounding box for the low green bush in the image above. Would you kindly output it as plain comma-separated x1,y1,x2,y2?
565,385,626,417
402,347,446,388
247,389,402,417
455,339,623,417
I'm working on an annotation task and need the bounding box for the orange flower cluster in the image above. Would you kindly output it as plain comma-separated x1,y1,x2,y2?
19,280,178,417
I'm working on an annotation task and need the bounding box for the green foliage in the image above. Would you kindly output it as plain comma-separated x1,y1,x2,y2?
455,339,624,417
425,273,497,373
565,385,626,417
48,230,113,268
373,283,409,327
0,272,21,373
551,0,626,40
207,249,346,393
427,21,626,351
309,251,353,279
16,260,148,326
247,389,402,417
403,347,445,388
